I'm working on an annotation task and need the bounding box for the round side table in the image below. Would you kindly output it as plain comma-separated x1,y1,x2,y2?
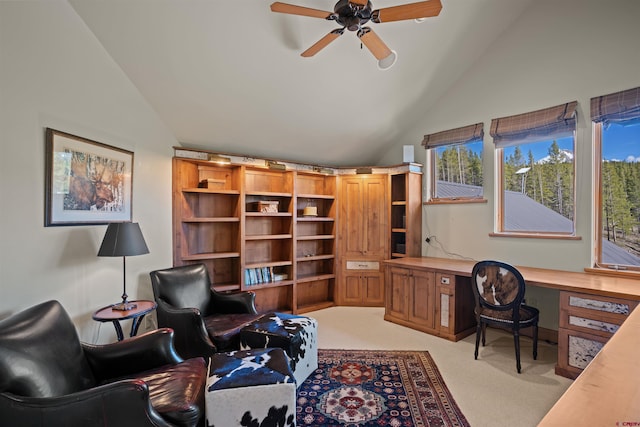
92,300,157,341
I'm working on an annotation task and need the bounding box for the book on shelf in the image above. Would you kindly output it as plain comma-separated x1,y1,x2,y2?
248,268,257,285
244,266,290,286
262,267,271,282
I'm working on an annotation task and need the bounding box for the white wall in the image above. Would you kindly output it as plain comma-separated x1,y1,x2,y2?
377,0,640,328
0,1,177,342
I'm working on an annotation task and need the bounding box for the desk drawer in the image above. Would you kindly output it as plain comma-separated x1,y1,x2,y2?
559,291,637,338
436,272,454,287
557,327,609,379
557,291,638,379
346,260,380,271
563,292,635,315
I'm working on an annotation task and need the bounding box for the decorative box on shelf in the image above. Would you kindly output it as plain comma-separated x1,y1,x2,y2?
250,201,279,213
302,206,318,217
198,178,226,189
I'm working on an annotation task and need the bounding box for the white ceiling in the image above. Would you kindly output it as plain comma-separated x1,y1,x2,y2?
69,0,533,166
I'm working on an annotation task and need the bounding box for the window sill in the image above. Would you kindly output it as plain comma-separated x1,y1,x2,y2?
585,266,640,277
424,198,487,205
489,232,582,240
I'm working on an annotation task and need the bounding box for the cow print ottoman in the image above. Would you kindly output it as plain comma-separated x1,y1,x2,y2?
240,312,318,387
205,347,296,427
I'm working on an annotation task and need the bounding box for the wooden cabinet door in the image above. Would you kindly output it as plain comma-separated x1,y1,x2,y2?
362,271,384,306
408,269,435,330
340,175,388,258
340,177,365,258
362,176,388,257
341,271,384,306
342,273,363,305
387,267,409,320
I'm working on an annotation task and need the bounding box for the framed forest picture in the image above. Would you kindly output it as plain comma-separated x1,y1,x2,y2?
45,128,133,226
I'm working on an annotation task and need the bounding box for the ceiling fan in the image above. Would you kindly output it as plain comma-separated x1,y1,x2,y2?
270,0,442,69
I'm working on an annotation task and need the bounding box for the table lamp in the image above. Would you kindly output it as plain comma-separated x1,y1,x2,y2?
98,222,149,311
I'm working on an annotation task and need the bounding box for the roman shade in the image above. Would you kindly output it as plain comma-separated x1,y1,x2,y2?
422,122,484,148
591,86,640,127
490,101,577,147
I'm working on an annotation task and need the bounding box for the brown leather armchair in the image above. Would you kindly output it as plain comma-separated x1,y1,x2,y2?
0,300,207,427
150,263,262,360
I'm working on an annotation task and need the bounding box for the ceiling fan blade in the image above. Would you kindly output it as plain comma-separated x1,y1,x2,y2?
301,30,344,57
372,0,442,23
357,27,392,60
270,2,333,19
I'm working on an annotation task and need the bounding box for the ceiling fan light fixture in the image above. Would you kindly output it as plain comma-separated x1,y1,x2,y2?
270,1,441,67
377,49,397,70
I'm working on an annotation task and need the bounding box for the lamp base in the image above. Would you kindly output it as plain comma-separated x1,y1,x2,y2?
111,301,137,311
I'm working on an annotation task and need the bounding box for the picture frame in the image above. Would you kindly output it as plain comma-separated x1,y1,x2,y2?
45,128,133,226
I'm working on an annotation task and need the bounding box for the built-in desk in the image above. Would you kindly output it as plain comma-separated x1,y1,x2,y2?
385,257,640,299
384,257,640,424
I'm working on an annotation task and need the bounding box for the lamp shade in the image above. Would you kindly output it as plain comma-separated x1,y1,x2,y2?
98,222,149,257
378,50,397,70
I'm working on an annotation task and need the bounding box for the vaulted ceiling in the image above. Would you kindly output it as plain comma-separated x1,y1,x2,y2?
69,0,533,166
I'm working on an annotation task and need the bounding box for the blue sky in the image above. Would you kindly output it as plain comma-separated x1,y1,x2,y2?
602,123,640,162
496,123,640,163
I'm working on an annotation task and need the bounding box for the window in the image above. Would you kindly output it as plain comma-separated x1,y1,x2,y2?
592,87,640,270
491,102,577,236
423,123,484,202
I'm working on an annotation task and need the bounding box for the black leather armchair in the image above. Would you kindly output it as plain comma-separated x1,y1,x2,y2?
0,300,207,427
150,263,262,360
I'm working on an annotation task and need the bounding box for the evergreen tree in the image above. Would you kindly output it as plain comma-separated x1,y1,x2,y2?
602,161,633,241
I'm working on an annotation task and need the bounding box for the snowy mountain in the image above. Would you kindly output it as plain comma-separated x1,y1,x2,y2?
537,149,574,164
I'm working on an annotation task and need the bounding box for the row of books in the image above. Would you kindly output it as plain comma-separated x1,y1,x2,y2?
244,267,285,286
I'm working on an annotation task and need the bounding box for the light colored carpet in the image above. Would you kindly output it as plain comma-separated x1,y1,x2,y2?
306,306,573,427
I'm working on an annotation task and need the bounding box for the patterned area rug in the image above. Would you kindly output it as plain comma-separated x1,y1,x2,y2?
297,349,470,427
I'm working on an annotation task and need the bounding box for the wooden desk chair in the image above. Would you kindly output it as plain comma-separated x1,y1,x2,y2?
471,260,539,373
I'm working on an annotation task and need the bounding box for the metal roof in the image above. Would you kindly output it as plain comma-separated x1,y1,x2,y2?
436,181,640,266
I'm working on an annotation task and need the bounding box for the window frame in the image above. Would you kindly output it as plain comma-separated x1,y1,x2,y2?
590,86,640,273
489,100,579,239
493,134,579,239
426,140,486,204
592,121,640,273
423,123,486,205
